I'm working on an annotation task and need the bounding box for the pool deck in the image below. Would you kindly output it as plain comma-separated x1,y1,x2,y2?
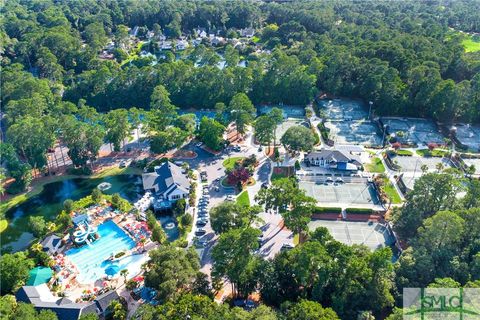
50,203,153,303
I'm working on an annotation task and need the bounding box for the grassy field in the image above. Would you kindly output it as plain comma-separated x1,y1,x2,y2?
222,157,245,170
383,178,402,204
365,157,385,173
416,149,449,157
396,149,413,156
236,190,250,206
463,37,480,53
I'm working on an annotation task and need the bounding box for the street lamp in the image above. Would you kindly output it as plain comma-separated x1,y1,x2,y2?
368,101,373,119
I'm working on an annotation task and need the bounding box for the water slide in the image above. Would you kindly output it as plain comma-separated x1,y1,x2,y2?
73,224,97,245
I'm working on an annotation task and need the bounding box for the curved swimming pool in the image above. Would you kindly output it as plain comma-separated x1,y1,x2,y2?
66,220,145,284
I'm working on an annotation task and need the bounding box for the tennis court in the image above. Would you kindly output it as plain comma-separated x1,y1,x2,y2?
381,117,445,146
299,181,380,205
318,98,368,121
454,124,480,151
463,158,480,175
308,220,395,250
325,120,383,146
393,156,452,172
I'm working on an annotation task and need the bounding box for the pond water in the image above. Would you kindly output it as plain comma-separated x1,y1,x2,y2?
2,175,143,252
157,215,180,242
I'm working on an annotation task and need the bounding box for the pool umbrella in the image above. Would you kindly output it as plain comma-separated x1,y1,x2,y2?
27,267,53,286
104,265,120,276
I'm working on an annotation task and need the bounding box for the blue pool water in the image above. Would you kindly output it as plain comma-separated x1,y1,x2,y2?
66,220,136,284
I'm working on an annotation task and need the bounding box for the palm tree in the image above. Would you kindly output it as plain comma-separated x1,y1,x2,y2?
120,269,129,283
31,242,43,253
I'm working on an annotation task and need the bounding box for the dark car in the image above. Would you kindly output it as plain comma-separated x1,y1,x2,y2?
195,228,207,236
196,220,207,227
261,182,269,189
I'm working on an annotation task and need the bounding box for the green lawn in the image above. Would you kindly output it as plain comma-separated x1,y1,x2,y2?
222,157,245,170
365,157,385,173
396,149,413,156
0,220,7,233
463,37,480,53
383,178,402,204
416,149,449,157
236,191,250,206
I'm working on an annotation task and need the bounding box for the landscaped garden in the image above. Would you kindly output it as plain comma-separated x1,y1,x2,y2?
236,191,250,206
222,157,245,170
416,148,449,157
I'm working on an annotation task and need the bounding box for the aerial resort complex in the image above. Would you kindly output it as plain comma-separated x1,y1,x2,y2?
1,1,479,320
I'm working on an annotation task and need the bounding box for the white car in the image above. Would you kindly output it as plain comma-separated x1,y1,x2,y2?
196,142,203,147
226,195,235,201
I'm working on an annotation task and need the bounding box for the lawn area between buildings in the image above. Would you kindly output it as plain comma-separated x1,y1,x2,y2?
395,149,413,156
416,149,449,157
236,190,250,206
222,157,245,170
382,177,402,204
365,157,385,173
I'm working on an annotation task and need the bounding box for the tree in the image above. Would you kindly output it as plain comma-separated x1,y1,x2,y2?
150,127,188,154
172,198,186,216
7,116,55,169
227,93,256,136
148,85,177,132
104,109,130,152
144,246,200,301
227,167,251,186
151,225,167,244
120,269,129,282
463,179,480,209
61,116,104,169
255,115,275,151
114,25,129,48
63,199,73,213
391,173,461,238
108,300,126,320
197,117,225,151
91,188,103,203
280,125,315,153
283,299,340,320
174,114,196,135
210,202,261,234
0,143,32,193
84,22,108,52
211,227,261,297
0,251,35,294
29,216,47,238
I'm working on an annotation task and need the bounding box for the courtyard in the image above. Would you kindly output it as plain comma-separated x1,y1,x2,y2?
308,219,395,250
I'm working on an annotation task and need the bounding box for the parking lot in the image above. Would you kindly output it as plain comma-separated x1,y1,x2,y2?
393,156,453,172
308,219,395,250
381,117,445,146
299,181,380,206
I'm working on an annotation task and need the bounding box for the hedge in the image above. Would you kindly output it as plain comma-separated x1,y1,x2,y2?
346,208,374,215
314,207,342,214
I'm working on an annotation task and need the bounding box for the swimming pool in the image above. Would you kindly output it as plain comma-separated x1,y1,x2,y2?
66,220,138,284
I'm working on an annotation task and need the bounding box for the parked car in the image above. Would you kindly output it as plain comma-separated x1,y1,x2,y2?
119,160,127,168
196,220,207,227
281,243,295,251
195,228,206,236
335,177,344,183
214,186,220,192
261,182,269,189
196,142,203,147
226,195,235,201
326,177,334,183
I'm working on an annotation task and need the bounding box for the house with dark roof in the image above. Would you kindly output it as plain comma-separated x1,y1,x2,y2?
40,234,64,255
142,161,190,202
304,149,362,171
16,284,120,320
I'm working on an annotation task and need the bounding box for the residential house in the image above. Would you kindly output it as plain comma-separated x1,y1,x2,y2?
304,149,362,171
130,26,139,38
160,41,172,50
142,162,190,202
146,31,155,39
211,36,226,46
16,284,120,320
176,39,189,50
240,28,255,38
194,27,208,38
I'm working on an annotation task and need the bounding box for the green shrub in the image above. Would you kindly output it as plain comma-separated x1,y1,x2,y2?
114,251,125,258
180,213,193,227
314,207,342,214
346,208,373,214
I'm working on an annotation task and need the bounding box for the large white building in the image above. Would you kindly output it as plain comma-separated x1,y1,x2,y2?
142,161,190,202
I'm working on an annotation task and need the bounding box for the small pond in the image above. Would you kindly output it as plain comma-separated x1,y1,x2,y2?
2,174,143,252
